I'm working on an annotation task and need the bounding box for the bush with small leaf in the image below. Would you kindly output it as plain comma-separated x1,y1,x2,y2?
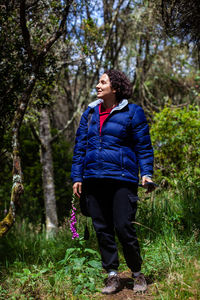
58,237,105,295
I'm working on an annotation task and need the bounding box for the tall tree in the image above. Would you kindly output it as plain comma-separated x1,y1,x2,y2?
162,0,200,67
1,0,199,235
39,109,58,236
0,0,73,237
52,0,135,142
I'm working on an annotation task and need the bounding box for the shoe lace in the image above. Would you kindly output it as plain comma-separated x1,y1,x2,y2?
134,274,145,285
106,275,120,286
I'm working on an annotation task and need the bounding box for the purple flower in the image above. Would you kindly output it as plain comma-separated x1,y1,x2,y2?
69,196,79,239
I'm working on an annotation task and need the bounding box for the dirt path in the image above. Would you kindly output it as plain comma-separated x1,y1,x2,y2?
98,271,155,300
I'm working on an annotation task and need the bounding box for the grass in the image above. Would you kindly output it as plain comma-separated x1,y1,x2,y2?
0,186,199,299
153,259,200,299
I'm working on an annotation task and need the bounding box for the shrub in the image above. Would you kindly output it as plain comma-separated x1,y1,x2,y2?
150,105,200,188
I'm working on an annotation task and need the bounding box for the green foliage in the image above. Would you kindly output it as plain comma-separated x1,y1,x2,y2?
81,18,104,54
0,0,72,154
58,238,104,295
151,105,200,187
141,232,200,278
0,220,74,267
19,126,73,223
0,5,28,151
137,105,200,233
0,215,199,299
162,0,200,48
137,185,200,236
19,126,43,224
0,220,104,298
147,234,200,299
1,2,200,297
51,133,73,221
0,124,73,224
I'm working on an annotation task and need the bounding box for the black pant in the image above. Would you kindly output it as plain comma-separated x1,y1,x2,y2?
84,179,142,272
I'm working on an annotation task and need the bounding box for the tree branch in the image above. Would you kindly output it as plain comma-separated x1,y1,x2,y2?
101,0,124,60
12,76,36,135
19,0,35,65
30,123,42,145
50,109,80,144
38,0,74,61
50,95,86,144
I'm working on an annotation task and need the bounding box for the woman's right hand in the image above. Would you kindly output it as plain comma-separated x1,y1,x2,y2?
73,182,82,198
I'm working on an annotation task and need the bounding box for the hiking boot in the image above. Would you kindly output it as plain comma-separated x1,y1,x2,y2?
133,273,147,293
101,274,121,294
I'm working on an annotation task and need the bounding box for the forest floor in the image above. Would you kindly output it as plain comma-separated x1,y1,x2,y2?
98,270,155,300
92,259,200,300
1,249,200,299
0,219,200,299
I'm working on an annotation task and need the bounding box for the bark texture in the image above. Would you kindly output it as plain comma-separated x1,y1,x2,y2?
0,183,22,237
39,108,58,237
0,78,36,237
0,0,73,237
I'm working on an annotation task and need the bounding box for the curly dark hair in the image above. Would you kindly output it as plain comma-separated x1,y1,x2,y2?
104,69,132,102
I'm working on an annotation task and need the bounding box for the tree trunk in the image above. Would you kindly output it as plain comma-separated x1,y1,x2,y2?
0,78,36,237
0,1,73,238
39,108,58,237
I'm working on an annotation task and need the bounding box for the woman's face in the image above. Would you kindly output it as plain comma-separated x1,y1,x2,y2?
96,73,116,100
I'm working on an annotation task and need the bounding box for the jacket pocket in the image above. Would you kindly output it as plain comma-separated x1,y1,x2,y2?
80,189,90,217
127,194,139,221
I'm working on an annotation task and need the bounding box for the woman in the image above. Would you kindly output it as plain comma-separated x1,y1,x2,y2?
71,70,154,294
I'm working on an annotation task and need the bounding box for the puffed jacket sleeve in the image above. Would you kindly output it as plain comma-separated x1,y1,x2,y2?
131,106,154,177
71,108,90,183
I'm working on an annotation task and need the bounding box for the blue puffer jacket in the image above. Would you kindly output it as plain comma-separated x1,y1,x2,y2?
71,99,154,184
